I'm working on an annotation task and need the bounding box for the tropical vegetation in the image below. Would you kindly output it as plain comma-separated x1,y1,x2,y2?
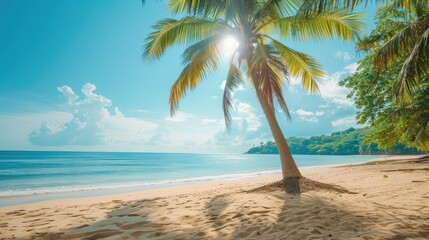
246,127,424,155
142,0,365,185
341,3,429,151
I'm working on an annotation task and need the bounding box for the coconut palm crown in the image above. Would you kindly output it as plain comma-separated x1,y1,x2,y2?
143,0,364,179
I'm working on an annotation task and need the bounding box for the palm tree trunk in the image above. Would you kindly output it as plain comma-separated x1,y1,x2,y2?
256,92,302,178
245,55,301,179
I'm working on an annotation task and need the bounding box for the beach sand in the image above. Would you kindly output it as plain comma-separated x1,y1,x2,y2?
0,155,428,239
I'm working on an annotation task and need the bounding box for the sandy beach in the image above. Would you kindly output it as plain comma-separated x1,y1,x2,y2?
1,155,428,239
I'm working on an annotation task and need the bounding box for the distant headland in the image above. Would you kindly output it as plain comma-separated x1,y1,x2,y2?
246,127,425,155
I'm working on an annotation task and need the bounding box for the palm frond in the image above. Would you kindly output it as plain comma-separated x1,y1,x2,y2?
374,15,429,71
415,121,429,149
297,0,429,17
169,35,224,115
252,0,301,25
249,43,291,119
222,60,245,129
225,0,251,22
261,10,365,42
143,17,223,60
396,46,429,102
297,0,369,15
269,37,324,94
375,15,429,102
394,66,420,102
400,23,429,79
168,0,259,19
168,0,226,17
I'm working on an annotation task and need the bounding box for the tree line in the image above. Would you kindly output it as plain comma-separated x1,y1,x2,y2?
246,128,424,155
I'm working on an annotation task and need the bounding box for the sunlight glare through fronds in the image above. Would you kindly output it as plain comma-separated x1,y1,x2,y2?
221,35,239,57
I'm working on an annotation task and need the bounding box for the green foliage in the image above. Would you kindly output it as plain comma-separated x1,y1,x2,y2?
246,128,424,155
341,6,429,151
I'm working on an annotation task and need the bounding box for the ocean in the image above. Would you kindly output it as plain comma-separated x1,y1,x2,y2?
0,151,380,206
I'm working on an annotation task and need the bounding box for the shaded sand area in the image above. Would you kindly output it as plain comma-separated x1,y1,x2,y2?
1,156,428,239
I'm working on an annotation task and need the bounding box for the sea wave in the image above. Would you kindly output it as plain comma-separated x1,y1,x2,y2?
0,170,281,197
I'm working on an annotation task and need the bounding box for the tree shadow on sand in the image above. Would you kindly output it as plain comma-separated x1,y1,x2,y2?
18,156,429,240
204,192,369,239
19,186,428,240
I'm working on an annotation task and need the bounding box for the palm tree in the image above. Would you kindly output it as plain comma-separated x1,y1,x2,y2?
299,0,428,149
298,0,429,102
143,0,364,193
373,3,428,103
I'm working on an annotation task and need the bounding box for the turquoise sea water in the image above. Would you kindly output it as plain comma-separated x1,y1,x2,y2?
0,151,381,206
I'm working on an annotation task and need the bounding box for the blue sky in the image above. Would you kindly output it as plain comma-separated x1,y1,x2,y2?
0,1,377,153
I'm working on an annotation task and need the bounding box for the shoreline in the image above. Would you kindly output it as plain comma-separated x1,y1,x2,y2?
1,155,428,239
0,154,423,207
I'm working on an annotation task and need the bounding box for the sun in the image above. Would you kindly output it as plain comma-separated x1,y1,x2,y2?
221,35,239,55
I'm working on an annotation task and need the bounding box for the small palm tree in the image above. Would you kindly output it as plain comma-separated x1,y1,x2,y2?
143,0,364,192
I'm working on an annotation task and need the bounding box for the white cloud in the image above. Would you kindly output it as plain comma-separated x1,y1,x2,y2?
300,116,319,122
287,76,301,90
29,83,158,146
132,109,152,113
57,86,79,105
318,63,358,107
0,112,72,149
214,100,268,148
104,108,158,144
201,118,222,124
6,83,259,153
289,63,356,109
295,109,324,122
210,96,218,99
236,101,261,132
164,111,192,123
319,104,330,108
331,115,356,127
150,114,223,153
335,51,351,61
296,109,324,116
